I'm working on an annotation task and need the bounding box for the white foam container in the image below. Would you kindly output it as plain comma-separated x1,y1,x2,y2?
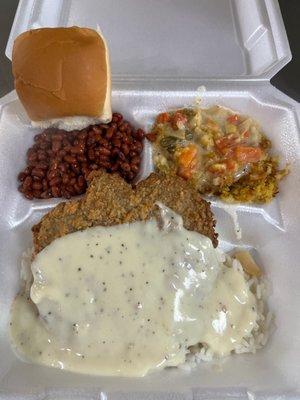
1,0,300,399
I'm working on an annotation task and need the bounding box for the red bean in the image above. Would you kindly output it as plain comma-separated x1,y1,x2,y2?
49,177,62,187
58,149,67,158
27,151,38,162
31,168,45,178
78,131,87,140
87,137,96,146
130,155,140,164
52,140,61,152
119,123,128,132
87,149,95,161
136,129,145,140
105,127,114,140
126,171,134,181
24,192,34,200
120,162,131,172
98,155,109,163
77,154,87,163
46,149,55,158
59,163,67,173
52,133,63,141
28,159,38,167
39,142,49,150
71,164,81,175
74,183,82,194
129,150,138,158
66,185,76,194
77,175,85,187
32,182,43,190
118,151,126,161
145,133,157,142
133,141,143,153
61,175,68,185
23,176,33,188
64,155,77,164
82,167,91,178
98,147,111,156
51,186,61,197
24,167,32,175
40,191,51,199
112,113,123,124
112,138,121,148
98,161,110,169
17,113,145,199
130,164,139,173
47,170,59,180
121,144,130,156
42,179,48,191
37,150,47,161
18,172,28,182
71,146,84,154
36,162,48,170
114,131,122,140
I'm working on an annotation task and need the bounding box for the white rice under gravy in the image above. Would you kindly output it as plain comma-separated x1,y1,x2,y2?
182,253,273,370
19,247,272,370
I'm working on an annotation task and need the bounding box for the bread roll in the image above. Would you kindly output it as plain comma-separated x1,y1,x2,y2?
12,27,111,130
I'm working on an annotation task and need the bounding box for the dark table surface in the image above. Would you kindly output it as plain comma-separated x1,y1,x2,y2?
0,0,299,101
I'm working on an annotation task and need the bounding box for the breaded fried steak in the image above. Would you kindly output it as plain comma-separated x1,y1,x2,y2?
32,171,218,253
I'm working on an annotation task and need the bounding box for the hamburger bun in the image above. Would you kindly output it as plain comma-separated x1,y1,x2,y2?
12,27,111,130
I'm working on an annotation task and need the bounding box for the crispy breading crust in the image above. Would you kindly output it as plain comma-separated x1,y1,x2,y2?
32,171,218,253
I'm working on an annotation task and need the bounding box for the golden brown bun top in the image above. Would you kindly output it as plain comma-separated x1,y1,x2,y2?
12,27,109,121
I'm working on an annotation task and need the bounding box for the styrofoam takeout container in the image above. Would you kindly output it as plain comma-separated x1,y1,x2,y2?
1,0,300,398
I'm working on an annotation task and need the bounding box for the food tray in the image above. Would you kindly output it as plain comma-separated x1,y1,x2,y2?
1,0,300,399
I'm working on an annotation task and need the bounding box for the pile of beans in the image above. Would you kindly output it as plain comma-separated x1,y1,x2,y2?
18,113,145,200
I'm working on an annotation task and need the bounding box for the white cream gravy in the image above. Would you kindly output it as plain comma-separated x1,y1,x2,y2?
10,205,257,377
